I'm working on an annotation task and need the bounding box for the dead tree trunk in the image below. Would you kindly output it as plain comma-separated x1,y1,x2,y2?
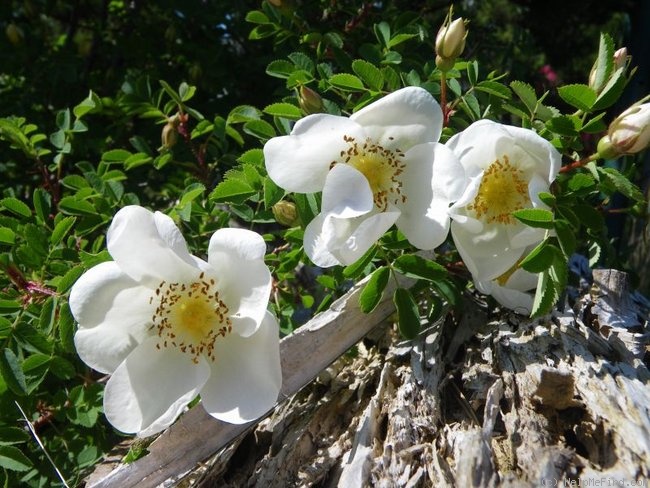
88,269,650,487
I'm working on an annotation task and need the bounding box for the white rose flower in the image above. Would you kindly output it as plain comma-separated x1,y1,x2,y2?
69,206,282,436
264,86,464,267
475,266,538,315
447,120,561,281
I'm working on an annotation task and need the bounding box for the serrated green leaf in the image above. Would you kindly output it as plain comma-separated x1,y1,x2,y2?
510,81,537,113
0,445,33,471
388,33,417,48
475,80,511,99
567,173,596,192
512,208,555,229
0,349,27,396
288,52,314,73
352,59,384,91
393,287,420,339
32,188,51,223
263,177,284,209
0,227,16,245
530,269,555,318
243,119,276,140
592,67,626,111
179,183,205,206
210,179,256,204
582,112,608,133
374,21,390,47
227,105,262,124
266,60,295,79
238,148,264,166
58,196,96,216
520,239,555,273
554,220,577,257
0,427,30,446
393,254,447,282
263,103,302,120
0,197,31,218
545,115,579,136
329,73,365,91
50,216,77,246
343,246,377,279
57,265,85,293
573,204,604,230
58,303,76,353
557,84,597,112
599,167,645,202
359,266,390,313
591,32,615,94
588,241,602,267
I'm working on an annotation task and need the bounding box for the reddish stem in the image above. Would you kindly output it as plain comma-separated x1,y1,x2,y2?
559,154,597,174
176,113,210,185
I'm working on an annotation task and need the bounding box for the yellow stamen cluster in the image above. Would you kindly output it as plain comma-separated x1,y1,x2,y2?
468,155,529,225
333,135,406,211
149,271,231,363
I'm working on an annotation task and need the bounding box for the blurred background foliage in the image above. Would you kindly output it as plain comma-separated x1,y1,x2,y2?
0,0,647,486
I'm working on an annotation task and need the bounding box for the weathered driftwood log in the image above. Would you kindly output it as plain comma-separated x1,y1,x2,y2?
87,269,650,487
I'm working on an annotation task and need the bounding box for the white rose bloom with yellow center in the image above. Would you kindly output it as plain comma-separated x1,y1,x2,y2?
264,86,464,267
447,120,561,282
69,205,281,437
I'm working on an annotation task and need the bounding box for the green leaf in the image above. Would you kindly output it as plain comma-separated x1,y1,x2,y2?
387,33,417,48
263,177,284,209
57,266,85,293
56,108,71,131
58,303,76,353
159,80,182,105
227,105,262,124
557,84,597,112
0,445,33,471
530,269,555,318
58,196,96,216
554,220,577,257
243,119,276,140
573,204,604,230
0,227,16,245
0,197,31,218
266,60,295,79
178,82,196,102
245,10,270,24
537,191,556,207
510,81,537,113
343,246,377,279
32,188,51,223
352,59,384,91
374,21,390,47
329,73,365,91
179,183,206,206
545,115,579,137
102,149,132,162
393,254,447,282
567,173,596,192
475,80,511,99
263,103,302,120
0,349,27,396
393,288,420,339
238,148,264,165
520,239,555,273
512,208,554,229
359,266,390,313
50,216,77,246
73,91,99,118
599,167,645,202
592,67,626,111
590,32,615,94
0,427,29,446
210,179,256,204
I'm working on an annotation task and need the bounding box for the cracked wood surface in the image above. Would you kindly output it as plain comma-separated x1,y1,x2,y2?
87,270,650,487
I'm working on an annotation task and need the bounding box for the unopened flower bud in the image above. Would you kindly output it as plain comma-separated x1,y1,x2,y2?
613,47,628,70
435,15,467,69
607,102,650,155
298,86,323,115
272,201,300,227
161,117,179,149
596,135,619,160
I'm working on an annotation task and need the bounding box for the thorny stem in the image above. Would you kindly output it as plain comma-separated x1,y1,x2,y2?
559,153,599,173
176,112,210,186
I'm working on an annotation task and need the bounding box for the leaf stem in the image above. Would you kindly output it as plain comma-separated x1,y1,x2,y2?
559,153,598,173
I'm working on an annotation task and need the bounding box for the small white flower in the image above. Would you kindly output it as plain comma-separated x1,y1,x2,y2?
264,86,464,267
447,120,561,281
69,206,282,436
475,266,538,315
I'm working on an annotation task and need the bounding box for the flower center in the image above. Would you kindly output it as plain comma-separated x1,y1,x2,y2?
150,272,231,363
468,155,529,225
335,135,406,211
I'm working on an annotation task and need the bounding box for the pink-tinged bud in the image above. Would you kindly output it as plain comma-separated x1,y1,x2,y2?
298,86,324,115
608,103,650,155
613,47,628,70
435,16,467,66
272,201,300,227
